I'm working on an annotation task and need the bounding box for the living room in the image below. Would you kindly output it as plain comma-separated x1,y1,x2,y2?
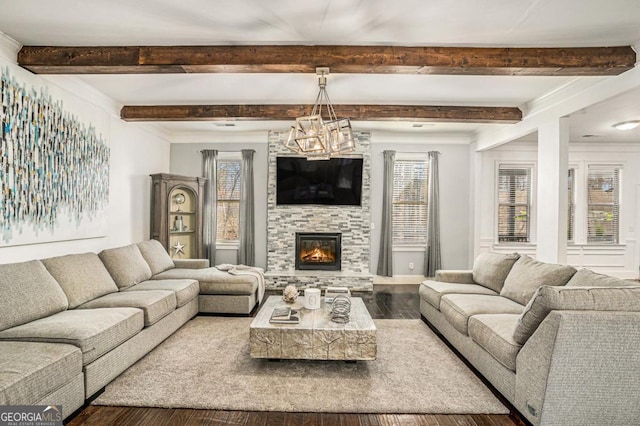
1,2,640,425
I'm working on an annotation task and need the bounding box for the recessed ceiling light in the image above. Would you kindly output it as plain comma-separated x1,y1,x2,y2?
213,123,236,127
612,120,640,131
412,123,435,128
581,134,602,138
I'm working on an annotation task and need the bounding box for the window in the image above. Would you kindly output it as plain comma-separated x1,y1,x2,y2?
587,166,620,243
497,166,532,243
216,159,241,242
568,168,575,242
392,158,429,245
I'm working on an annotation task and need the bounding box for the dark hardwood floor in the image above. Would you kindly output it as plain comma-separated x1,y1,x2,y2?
68,285,526,426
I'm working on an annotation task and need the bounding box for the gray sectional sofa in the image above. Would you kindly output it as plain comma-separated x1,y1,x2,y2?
0,240,260,420
420,253,640,426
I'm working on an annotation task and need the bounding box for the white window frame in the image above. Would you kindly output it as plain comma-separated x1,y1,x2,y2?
392,153,429,249
495,162,536,245
585,163,623,245
216,152,242,246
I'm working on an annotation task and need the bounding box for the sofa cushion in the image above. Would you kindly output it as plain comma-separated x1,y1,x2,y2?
42,253,119,309
472,252,520,293
566,268,635,287
0,260,69,332
77,290,176,326
99,244,152,289
513,285,640,345
0,308,143,365
468,314,522,372
137,240,175,276
153,267,258,295
500,255,576,305
125,279,199,307
440,294,525,335
419,280,498,310
0,341,82,405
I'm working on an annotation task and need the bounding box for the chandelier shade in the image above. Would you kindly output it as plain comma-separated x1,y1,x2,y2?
285,68,356,160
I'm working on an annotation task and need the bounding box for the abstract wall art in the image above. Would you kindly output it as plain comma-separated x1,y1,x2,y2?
0,67,110,244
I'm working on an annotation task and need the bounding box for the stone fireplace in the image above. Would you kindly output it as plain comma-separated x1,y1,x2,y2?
295,232,341,271
265,130,373,291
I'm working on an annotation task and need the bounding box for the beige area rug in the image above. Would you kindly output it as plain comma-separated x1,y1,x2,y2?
93,317,508,414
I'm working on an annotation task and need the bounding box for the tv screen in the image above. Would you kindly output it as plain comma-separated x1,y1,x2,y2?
276,157,363,206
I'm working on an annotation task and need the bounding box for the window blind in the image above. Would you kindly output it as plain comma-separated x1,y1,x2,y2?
216,160,241,242
392,159,429,245
587,166,620,243
568,168,575,242
497,166,531,243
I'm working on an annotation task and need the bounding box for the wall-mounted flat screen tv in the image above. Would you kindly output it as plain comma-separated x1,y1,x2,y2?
276,157,363,206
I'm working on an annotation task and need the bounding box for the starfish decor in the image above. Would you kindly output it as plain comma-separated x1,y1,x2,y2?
172,240,186,256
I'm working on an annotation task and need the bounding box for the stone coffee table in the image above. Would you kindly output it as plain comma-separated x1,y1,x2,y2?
249,295,377,361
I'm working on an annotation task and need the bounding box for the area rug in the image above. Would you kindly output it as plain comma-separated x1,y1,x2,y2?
92,317,508,414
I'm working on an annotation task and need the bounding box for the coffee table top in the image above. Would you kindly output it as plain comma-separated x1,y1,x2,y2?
251,295,376,332
250,295,377,360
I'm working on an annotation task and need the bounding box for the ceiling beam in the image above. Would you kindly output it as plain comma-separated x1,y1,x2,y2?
18,45,636,76
120,104,522,123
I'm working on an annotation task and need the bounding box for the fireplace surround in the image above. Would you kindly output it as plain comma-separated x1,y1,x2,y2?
266,130,373,291
295,232,341,271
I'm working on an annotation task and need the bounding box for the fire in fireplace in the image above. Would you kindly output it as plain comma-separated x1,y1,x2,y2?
295,232,341,271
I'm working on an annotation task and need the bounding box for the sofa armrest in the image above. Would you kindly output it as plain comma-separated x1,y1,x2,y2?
435,270,475,284
173,259,210,269
515,310,640,425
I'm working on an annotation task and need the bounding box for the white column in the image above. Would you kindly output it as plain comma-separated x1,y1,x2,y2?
536,117,569,263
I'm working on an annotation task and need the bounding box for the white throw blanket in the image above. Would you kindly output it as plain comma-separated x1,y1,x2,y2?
216,264,266,304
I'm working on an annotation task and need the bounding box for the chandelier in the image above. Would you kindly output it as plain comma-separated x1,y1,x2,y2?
285,67,356,160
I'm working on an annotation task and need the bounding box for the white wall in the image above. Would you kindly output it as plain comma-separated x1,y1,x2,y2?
476,141,640,278
0,40,170,264
369,134,472,275
169,140,269,268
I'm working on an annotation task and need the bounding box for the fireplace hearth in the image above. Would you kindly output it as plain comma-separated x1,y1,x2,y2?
295,233,341,271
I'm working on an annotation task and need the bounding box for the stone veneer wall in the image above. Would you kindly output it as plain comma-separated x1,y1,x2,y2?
266,130,373,290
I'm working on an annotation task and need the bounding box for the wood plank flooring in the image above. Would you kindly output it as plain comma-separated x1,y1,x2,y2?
67,285,527,426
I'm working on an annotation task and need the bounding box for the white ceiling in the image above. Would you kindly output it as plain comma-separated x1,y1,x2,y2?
1,0,639,143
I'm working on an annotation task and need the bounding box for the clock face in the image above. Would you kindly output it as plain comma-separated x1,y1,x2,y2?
173,193,186,205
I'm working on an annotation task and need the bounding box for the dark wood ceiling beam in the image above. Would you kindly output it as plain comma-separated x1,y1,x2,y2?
120,104,522,123
18,45,635,76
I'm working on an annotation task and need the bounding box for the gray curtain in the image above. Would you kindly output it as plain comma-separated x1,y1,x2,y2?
238,149,255,266
377,150,395,277
425,151,442,277
202,150,218,266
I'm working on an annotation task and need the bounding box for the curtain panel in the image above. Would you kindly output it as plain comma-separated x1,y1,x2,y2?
377,150,395,277
238,149,255,265
201,149,218,266
424,151,442,277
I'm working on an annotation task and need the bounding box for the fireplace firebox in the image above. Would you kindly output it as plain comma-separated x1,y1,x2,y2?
295,233,341,271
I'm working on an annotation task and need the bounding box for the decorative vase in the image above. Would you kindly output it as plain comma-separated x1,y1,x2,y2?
282,285,299,303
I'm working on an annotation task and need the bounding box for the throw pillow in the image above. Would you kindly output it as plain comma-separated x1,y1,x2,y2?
513,285,640,345
99,244,153,290
137,240,175,276
472,252,520,293
500,255,576,305
566,267,635,287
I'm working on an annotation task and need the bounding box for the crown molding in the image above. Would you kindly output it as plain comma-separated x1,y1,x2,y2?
0,31,21,63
